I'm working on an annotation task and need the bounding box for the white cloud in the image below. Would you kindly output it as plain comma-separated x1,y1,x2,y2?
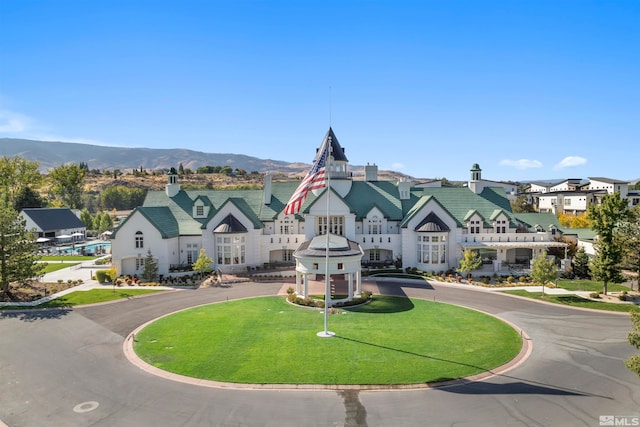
499,159,543,170
553,156,587,170
0,109,30,133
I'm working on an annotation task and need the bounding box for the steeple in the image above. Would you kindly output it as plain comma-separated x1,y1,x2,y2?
323,127,350,180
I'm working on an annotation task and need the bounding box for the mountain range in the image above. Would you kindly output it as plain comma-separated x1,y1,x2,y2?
1,138,405,178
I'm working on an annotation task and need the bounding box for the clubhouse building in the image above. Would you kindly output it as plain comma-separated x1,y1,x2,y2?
111,128,567,280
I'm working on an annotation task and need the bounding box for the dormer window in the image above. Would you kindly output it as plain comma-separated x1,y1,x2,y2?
193,199,209,218
469,220,480,234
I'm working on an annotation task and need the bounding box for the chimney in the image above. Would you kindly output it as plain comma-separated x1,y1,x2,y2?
365,163,378,182
263,173,272,205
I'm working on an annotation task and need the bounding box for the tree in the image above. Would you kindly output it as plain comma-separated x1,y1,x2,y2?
625,312,640,378
547,236,577,260
510,194,536,213
192,248,213,279
80,208,94,230
178,163,185,176
141,249,159,282
530,250,558,296
457,249,482,280
588,193,630,295
95,212,114,233
13,186,46,210
0,156,42,206
618,205,640,291
0,202,43,296
572,247,590,279
48,163,86,209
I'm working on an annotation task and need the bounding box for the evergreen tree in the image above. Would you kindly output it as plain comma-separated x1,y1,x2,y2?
13,186,46,210
572,247,590,279
0,202,43,296
142,249,159,282
588,193,630,294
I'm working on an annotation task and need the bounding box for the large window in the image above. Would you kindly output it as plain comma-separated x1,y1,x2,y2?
468,221,480,234
417,234,447,265
186,243,199,264
216,236,246,265
135,231,144,248
316,216,344,236
368,216,381,234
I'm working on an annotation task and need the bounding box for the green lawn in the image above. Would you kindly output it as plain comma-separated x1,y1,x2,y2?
134,296,522,385
556,279,630,293
38,289,165,308
39,262,80,273
40,255,96,262
501,290,640,313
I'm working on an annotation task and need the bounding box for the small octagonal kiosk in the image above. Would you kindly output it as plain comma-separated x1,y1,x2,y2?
293,234,364,305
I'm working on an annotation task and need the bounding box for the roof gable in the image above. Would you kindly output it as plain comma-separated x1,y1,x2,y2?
20,208,85,231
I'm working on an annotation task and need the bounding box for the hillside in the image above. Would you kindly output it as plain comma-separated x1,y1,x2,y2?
0,138,414,182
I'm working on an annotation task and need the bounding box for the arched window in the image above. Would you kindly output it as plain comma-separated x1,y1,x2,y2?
135,231,144,248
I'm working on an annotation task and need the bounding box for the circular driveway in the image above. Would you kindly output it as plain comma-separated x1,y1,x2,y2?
1,280,638,426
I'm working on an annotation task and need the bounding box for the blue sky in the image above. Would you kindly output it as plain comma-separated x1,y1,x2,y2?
1,1,638,181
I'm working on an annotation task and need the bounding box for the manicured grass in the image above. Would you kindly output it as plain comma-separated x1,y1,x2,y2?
39,289,165,307
40,255,96,262
134,296,522,385
556,279,629,293
501,290,640,313
40,262,80,273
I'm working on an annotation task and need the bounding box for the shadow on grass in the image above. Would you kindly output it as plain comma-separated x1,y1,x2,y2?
336,334,487,372
345,296,415,313
337,334,600,397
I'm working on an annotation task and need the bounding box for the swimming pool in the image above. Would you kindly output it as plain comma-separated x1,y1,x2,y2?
55,241,111,256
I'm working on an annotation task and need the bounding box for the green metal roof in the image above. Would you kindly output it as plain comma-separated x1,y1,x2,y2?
126,182,564,238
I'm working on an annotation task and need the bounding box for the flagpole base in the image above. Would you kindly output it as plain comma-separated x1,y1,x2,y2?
317,331,335,338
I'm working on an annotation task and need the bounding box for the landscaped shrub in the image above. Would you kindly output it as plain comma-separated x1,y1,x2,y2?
481,276,490,284
95,270,107,283
507,276,515,284
590,292,601,299
619,291,629,301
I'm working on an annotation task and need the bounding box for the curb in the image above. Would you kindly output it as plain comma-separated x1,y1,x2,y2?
122,295,532,392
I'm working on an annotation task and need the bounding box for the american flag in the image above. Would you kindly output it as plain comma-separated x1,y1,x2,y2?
284,137,330,215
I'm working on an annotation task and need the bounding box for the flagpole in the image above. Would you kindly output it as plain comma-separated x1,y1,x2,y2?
318,136,334,338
